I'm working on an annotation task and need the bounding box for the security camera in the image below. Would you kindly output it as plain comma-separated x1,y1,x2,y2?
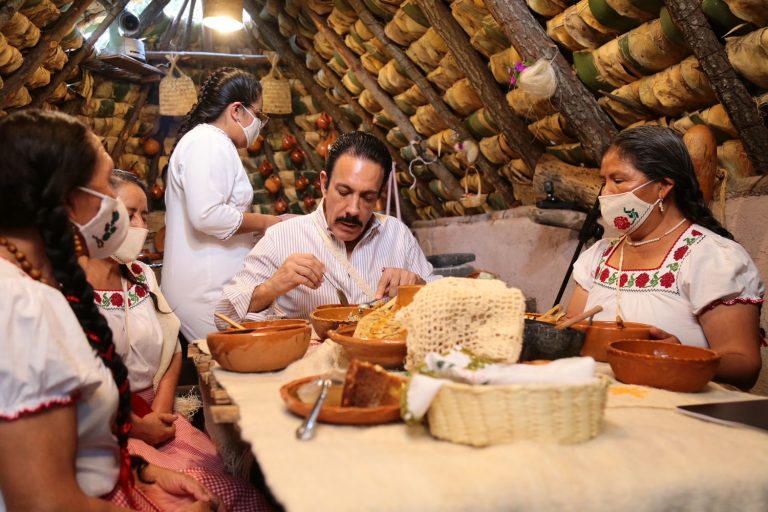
118,10,140,37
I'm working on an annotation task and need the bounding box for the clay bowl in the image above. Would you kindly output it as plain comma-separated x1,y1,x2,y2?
572,321,652,362
207,320,311,373
280,375,403,425
328,325,407,369
396,284,425,309
521,319,586,362
310,305,371,340
607,340,721,393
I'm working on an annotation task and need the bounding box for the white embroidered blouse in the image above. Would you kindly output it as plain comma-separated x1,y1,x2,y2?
572,224,764,347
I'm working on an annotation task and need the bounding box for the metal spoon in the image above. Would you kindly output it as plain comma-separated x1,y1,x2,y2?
296,378,332,441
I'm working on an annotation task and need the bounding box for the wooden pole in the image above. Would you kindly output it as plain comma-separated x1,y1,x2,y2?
485,0,618,163
306,8,464,201
31,0,132,108
346,0,517,206
180,0,197,50
158,0,189,49
145,50,270,66
243,3,355,133
414,0,543,173
664,0,768,174
0,0,95,107
0,0,26,31
111,85,151,161
137,0,171,36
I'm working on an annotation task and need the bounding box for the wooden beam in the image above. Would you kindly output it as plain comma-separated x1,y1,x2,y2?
180,0,197,50
0,0,95,107
485,0,618,163
346,0,517,207
723,175,768,199
31,0,132,108
532,154,601,211
243,2,356,133
665,0,768,174
158,0,189,49
414,0,543,173
110,85,150,161
137,0,171,36
145,50,270,66
0,0,26,31
306,8,464,202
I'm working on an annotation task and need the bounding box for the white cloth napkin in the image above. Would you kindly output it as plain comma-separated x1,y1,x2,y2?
404,351,596,421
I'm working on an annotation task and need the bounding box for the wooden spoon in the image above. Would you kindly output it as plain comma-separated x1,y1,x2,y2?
554,306,603,330
215,313,247,330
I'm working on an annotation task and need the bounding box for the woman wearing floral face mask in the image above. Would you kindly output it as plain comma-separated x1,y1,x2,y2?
0,110,224,510
567,126,764,390
164,67,281,341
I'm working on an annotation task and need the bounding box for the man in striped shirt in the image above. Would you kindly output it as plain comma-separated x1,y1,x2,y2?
215,132,437,329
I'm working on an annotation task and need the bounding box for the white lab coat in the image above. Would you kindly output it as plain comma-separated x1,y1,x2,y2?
161,123,255,341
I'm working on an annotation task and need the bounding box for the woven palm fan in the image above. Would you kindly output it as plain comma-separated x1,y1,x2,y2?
726,27,768,88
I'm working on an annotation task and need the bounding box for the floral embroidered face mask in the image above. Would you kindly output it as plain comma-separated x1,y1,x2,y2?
598,180,660,235
71,187,129,259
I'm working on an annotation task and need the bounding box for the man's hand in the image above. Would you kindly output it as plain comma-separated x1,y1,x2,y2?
649,326,682,344
264,253,326,297
375,268,425,299
131,411,177,446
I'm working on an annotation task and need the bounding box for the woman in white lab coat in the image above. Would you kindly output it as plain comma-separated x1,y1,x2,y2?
163,68,280,340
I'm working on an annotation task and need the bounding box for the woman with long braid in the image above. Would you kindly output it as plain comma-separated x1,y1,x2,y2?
163,67,280,341
567,126,764,389
0,110,222,510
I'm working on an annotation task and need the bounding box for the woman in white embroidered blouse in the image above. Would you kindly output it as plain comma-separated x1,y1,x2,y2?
162,68,281,341
567,126,764,390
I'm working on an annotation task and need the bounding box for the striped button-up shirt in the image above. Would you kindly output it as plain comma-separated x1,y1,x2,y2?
215,205,437,328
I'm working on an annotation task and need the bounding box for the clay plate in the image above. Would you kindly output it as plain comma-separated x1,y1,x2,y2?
280,375,403,425
328,324,407,369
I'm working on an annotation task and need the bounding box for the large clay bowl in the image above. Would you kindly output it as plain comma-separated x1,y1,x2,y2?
607,340,720,393
280,375,403,425
207,320,311,373
328,325,407,369
396,284,425,309
572,321,652,362
310,305,371,340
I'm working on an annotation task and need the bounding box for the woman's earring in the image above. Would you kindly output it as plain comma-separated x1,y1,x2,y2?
659,198,664,213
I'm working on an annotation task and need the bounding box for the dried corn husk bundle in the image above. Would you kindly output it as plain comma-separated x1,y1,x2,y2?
359,89,383,113
723,0,768,26
330,84,346,103
430,178,457,200
489,47,523,84
406,28,448,73
21,0,60,29
305,51,321,72
528,113,577,145
47,81,70,103
0,44,23,76
307,0,334,15
374,111,396,130
346,32,367,55
506,88,556,121
1,13,40,49
547,0,621,51
295,94,321,115
360,51,386,74
451,0,487,36
354,19,375,40
278,12,297,38
378,60,412,95
24,66,51,88
411,104,449,136
327,52,348,75
0,85,31,109
606,0,658,22
328,7,356,36
426,129,460,154
416,206,441,220
290,78,309,96
672,103,737,140
81,98,132,118
618,16,689,75
387,126,409,148
385,1,429,46
479,134,517,164
500,158,534,183
597,81,648,126
93,80,141,102
117,154,149,180
405,187,429,208
718,140,755,178
726,27,768,88
313,31,335,60
80,116,124,138
42,44,66,71
466,108,500,139
368,0,402,19
470,15,511,58
294,113,321,131
61,26,83,51
443,200,466,216
314,68,334,89
445,78,484,116
527,0,573,18
394,84,427,114
426,53,464,91
339,70,361,95
545,142,597,166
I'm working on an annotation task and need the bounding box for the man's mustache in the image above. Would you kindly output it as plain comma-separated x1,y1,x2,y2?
335,216,362,227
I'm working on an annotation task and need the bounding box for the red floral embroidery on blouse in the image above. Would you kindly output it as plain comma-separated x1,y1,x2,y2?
603,246,612,257
635,273,650,288
135,285,147,298
600,268,610,282
110,292,124,307
594,266,601,278
660,272,675,288
673,246,688,261
614,216,631,230
691,230,702,236
619,273,628,287
130,263,143,275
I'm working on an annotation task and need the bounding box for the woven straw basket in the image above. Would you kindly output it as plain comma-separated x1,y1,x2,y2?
159,56,197,117
261,53,292,115
427,376,609,446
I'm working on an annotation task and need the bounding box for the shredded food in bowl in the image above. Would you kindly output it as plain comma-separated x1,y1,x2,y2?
353,298,406,340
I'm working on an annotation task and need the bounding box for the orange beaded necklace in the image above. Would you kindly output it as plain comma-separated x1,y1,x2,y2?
0,236,51,285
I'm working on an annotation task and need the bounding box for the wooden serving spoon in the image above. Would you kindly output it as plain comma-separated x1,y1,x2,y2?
553,306,604,331
214,313,304,335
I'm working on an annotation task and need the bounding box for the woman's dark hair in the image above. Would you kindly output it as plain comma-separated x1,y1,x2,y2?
174,67,262,149
325,131,392,188
607,125,733,239
0,110,133,483
111,169,168,313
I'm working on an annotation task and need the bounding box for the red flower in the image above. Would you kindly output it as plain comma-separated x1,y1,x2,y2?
619,273,628,287
135,286,147,298
660,272,675,288
673,246,688,261
93,291,100,303
613,216,631,230
635,273,650,288
130,263,142,275
600,269,610,282
594,266,601,278
691,230,702,236
603,246,612,256
110,293,124,307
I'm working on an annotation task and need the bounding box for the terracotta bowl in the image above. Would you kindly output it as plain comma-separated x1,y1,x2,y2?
310,305,370,340
207,320,311,373
607,340,721,393
328,325,407,369
396,284,424,309
572,321,652,362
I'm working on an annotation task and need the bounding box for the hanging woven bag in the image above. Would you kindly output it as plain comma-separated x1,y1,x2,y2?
158,55,197,116
261,52,292,115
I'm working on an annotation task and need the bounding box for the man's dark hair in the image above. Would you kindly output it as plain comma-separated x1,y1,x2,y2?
325,131,392,187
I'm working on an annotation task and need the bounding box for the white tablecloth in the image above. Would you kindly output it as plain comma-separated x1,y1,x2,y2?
209,348,768,512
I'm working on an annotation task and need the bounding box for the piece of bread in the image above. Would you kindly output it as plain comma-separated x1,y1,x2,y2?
341,359,405,407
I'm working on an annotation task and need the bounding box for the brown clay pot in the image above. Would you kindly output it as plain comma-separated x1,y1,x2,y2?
281,134,297,151
303,194,316,211
316,112,332,130
275,197,288,214
264,174,282,195
295,175,310,192
142,138,161,156
290,148,305,165
150,183,164,200
247,135,264,156
258,160,273,178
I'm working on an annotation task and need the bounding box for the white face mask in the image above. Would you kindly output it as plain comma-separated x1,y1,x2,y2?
237,105,264,147
111,226,148,264
598,180,660,235
71,187,129,259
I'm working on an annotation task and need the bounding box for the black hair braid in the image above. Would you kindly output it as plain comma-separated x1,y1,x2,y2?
37,203,133,456
674,169,733,239
119,263,172,314
175,69,229,141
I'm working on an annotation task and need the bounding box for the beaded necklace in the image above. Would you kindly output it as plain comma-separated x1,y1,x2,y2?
0,236,50,285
